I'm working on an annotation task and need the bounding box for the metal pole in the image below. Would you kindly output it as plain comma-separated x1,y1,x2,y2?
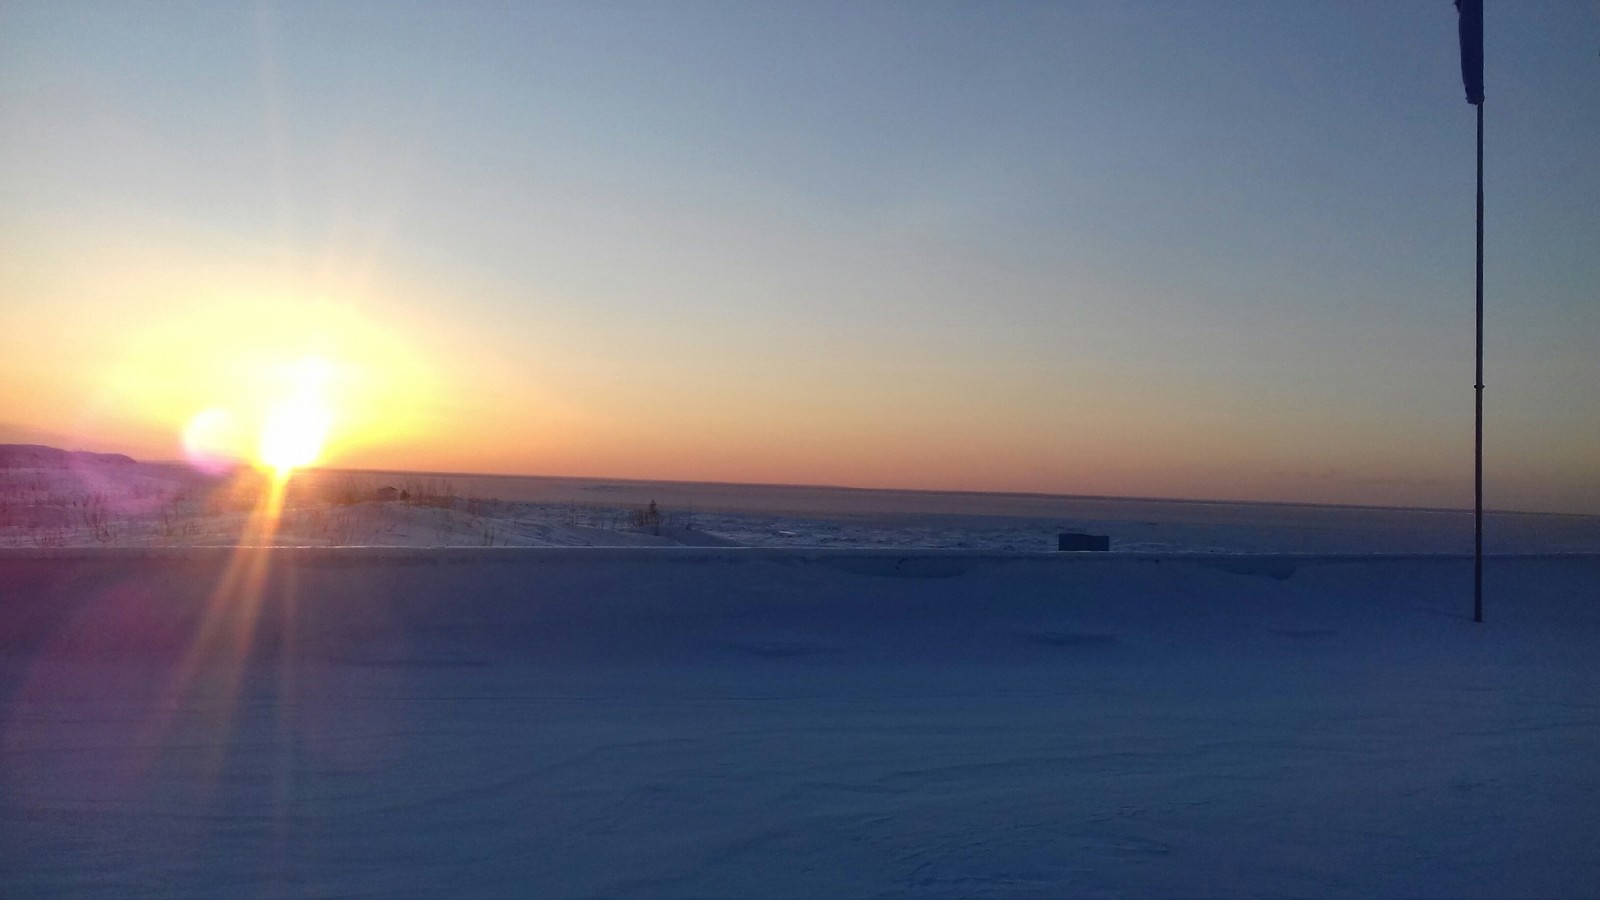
1474,100,1484,624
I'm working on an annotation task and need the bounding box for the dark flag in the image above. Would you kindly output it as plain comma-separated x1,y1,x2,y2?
1456,0,1484,104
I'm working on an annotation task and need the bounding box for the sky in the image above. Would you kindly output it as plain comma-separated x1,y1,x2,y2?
1,1,1596,513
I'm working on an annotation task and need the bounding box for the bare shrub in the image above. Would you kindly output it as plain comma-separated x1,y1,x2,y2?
633,500,662,535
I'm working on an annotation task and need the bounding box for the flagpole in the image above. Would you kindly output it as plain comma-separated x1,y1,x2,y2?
1456,0,1485,623
1473,98,1484,623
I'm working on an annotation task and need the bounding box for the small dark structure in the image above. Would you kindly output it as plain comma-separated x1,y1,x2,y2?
1058,532,1110,552
375,486,400,502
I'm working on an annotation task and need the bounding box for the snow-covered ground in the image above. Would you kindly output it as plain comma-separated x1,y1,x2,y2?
3,550,1598,897
5,458,1599,553
4,452,1599,895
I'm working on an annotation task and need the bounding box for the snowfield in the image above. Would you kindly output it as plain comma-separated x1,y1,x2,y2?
5,458,1600,554
3,549,1598,898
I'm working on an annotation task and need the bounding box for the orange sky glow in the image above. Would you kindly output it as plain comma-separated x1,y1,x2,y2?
3,3,1596,514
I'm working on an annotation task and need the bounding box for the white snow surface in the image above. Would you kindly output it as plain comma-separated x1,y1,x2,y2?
5,461,1600,553
3,549,1599,898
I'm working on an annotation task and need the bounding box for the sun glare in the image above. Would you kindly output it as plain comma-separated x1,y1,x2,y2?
257,356,335,476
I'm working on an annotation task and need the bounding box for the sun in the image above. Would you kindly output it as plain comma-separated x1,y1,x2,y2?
257,356,335,476
259,401,331,474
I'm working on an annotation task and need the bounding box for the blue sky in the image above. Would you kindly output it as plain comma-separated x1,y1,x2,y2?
1,1,1596,511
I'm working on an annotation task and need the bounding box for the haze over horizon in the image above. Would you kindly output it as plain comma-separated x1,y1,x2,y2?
3,2,1597,513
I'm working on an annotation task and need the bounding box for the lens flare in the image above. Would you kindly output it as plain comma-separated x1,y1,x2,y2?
183,407,244,472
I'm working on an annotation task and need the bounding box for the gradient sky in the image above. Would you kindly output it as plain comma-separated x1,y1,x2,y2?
2,1,1596,512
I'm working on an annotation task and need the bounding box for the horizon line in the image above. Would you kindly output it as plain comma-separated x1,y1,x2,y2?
14,441,1589,520
287,463,1599,521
